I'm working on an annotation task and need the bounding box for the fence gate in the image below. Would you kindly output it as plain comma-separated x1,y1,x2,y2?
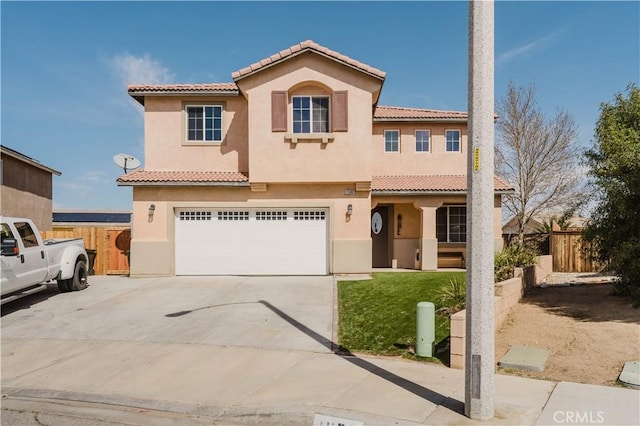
107,229,131,275
551,230,604,273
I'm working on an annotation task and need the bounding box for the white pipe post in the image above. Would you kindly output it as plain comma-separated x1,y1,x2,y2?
466,0,495,420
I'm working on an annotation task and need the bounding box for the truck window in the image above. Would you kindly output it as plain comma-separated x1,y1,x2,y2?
14,222,39,248
1,223,15,241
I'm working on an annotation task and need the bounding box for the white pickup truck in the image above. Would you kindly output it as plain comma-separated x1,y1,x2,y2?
1,217,89,305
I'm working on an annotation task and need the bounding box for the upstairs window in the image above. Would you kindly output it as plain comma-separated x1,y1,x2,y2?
445,129,461,152
436,206,467,243
415,130,431,152
186,105,222,142
384,130,400,152
292,96,329,133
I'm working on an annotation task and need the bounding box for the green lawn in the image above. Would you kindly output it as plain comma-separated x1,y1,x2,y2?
337,271,465,363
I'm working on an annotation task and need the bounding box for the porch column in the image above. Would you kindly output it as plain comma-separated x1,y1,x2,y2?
494,195,504,252
419,206,438,271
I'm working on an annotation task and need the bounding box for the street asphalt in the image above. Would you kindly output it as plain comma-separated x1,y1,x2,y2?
1,275,638,425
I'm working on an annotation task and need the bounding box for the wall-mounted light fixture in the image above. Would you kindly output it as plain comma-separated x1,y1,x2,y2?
397,214,403,235
148,204,156,222
347,204,353,216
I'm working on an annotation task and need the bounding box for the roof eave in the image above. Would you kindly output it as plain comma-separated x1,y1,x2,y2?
53,222,132,227
128,90,240,105
372,189,514,195
233,49,386,83
117,181,250,187
373,118,468,123
0,146,62,176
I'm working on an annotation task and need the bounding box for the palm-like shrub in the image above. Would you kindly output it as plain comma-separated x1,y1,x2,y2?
435,277,466,316
495,243,539,282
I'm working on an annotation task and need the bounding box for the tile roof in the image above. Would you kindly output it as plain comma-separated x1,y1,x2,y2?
372,175,513,193
374,106,468,121
232,40,386,81
128,83,239,94
116,170,249,186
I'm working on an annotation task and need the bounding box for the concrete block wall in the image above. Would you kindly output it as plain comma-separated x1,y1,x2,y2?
535,255,553,284
448,255,551,369
450,275,523,369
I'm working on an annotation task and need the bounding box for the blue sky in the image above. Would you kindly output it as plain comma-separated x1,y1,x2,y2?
2,1,638,211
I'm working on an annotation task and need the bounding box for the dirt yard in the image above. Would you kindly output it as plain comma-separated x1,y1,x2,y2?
495,273,640,387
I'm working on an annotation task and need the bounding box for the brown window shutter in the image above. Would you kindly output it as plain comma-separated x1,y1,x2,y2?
332,91,348,132
271,91,287,132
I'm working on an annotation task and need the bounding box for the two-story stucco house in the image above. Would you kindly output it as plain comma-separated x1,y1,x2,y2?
118,40,511,277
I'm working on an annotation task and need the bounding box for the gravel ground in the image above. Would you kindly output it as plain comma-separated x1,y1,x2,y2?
496,272,639,387
540,271,619,286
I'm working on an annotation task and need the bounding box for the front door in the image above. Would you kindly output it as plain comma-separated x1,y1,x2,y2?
371,206,391,268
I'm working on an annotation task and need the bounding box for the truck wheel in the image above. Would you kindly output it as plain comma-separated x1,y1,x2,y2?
68,260,88,291
57,279,71,293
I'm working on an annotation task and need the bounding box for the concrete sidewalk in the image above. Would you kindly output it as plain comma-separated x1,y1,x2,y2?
2,338,638,425
1,276,638,425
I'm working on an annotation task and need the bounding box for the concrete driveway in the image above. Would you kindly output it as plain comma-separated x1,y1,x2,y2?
1,275,335,353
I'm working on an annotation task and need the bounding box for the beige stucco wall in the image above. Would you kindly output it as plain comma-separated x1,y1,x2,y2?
236,53,382,183
128,48,508,276
130,184,372,276
372,122,468,176
143,96,248,172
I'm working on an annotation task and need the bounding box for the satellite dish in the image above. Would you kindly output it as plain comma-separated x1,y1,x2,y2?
113,153,141,173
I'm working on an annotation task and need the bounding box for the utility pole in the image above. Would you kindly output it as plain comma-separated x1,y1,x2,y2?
466,0,495,420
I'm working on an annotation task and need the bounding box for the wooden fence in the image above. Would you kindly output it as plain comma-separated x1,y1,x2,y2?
550,230,605,273
40,227,131,275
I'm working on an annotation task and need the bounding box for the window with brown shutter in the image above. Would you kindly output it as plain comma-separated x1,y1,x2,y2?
332,91,348,132
271,91,287,132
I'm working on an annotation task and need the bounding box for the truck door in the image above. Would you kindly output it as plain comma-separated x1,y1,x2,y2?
1,223,21,295
11,221,47,291
2,223,26,295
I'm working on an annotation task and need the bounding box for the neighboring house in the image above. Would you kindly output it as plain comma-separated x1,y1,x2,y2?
1,145,61,231
502,214,589,237
118,40,511,277
53,210,132,230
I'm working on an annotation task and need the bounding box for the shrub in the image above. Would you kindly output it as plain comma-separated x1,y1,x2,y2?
494,243,538,282
435,277,466,316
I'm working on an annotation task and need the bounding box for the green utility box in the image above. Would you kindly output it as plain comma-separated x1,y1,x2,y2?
416,302,435,357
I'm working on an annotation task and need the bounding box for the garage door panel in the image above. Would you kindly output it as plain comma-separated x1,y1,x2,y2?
175,209,327,275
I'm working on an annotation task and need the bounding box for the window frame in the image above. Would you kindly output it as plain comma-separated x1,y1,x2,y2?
436,205,467,243
184,104,224,144
292,95,330,134
384,129,400,153
14,221,40,248
415,129,431,153
445,129,461,153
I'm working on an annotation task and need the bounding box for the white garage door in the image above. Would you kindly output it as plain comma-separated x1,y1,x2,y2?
175,208,328,275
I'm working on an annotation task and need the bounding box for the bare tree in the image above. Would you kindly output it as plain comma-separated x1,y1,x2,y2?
496,83,584,242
